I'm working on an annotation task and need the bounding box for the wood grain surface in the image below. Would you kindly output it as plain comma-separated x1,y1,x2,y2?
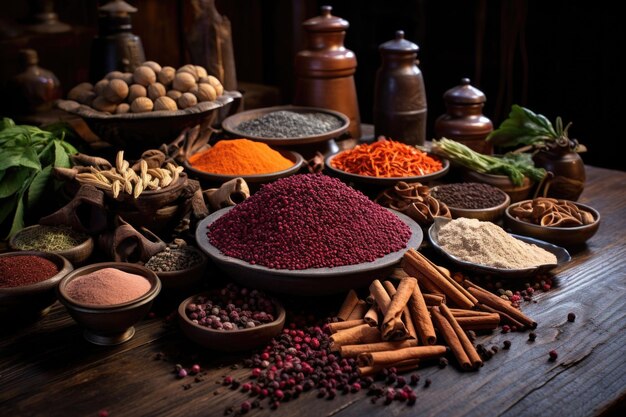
1,165,625,417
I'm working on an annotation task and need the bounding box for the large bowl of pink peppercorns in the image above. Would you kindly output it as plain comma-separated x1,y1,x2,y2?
178,283,286,351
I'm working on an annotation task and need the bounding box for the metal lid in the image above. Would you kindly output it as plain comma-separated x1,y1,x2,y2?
379,30,419,53
302,5,349,32
443,78,486,104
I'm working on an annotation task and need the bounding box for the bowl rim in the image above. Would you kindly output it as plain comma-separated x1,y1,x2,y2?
145,246,209,277
9,224,94,257
324,150,450,185
221,104,350,145
57,262,161,311
183,149,305,183
504,199,601,231
0,251,73,293
430,184,511,214
178,291,286,335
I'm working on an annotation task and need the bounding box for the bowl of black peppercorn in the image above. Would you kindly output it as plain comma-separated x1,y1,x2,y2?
430,182,511,223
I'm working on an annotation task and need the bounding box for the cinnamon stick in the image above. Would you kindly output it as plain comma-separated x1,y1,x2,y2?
340,340,416,358
381,279,414,340
421,252,478,305
467,287,537,329
390,267,409,280
408,280,437,345
475,303,525,330
358,358,420,377
440,304,483,369
369,280,392,315
455,315,501,331
330,324,382,351
450,308,495,318
357,345,447,367
337,289,360,321
416,273,442,295
347,300,369,320
424,293,445,306
364,302,380,327
327,319,366,334
402,249,474,309
431,306,472,371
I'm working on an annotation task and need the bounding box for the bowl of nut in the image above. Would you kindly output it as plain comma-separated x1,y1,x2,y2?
57,61,241,149
178,283,286,351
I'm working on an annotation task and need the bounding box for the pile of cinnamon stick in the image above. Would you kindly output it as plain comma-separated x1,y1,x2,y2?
329,249,537,375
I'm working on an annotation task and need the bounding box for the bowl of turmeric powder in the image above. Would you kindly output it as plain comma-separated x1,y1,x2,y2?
183,138,304,186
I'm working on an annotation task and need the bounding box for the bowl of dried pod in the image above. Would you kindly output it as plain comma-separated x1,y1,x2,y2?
504,198,600,246
56,61,241,149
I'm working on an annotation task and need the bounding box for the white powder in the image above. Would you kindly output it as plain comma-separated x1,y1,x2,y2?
437,218,557,269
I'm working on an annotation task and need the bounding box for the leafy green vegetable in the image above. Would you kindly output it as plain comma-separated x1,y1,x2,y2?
432,138,546,186
0,118,77,239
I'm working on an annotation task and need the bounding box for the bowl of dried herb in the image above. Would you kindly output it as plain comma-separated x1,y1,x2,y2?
9,224,94,266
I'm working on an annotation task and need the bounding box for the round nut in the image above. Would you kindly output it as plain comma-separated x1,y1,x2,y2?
194,65,208,79
166,90,182,100
201,75,224,96
92,96,117,113
103,79,129,104
193,83,217,102
177,64,199,80
173,72,196,92
130,97,154,113
154,96,178,111
133,66,157,86
94,79,109,95
120,72,134,84
147,82,166,101
67,82,93,101
128,84,147,103
115,103,130,114
158,66,176,87
177,92,197,109
74,90,96,106
142,61,162,73
105,71,125,80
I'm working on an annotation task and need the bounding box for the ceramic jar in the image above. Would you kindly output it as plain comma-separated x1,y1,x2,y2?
373,31,427,146
8,49,61,114
435,78,493,154
294,5,361,139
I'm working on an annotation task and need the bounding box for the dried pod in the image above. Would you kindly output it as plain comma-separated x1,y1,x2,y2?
130,97,154,113
194,65,208,79
158,66,176,86
94,79,110,95
103,79,129,104
133,66,157,86
147,82,166,101
193,83,217,102
115,103,130,114
177,64,199,80
154,96,178,111
128,84,147,103
92,96,117,113
105,71,125,80
177,92,197,109
166,90,182,100
142,61,162,73
173,72,196,92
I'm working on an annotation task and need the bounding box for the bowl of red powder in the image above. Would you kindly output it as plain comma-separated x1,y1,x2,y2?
0,251,73,320
57,262,161,345
195,174,423,295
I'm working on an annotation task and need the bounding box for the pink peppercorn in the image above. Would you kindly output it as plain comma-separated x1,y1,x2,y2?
549,350,558,361
190,364,201,374
98,410,109,417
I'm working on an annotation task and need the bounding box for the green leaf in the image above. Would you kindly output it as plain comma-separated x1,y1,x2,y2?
486,105,558,148
26,165,51,209
0,148,40,171
53,140,71,168
6,190,26,238
0,168,31,198
0,118,15,131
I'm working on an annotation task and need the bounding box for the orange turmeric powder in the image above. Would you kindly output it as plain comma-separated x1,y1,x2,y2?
188,139,294,175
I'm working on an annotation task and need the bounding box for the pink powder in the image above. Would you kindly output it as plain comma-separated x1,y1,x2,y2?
66,267,152,305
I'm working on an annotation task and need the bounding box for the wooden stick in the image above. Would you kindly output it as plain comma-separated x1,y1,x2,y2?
347,300,369,320
327,319,366,334
330,324,382,351
364,302,380,327
440,304,483,369
337,289,360,321
369,280,392,315
467,287,537,329
340,340,416,358
357,345,447,367
408,280,437,345
421,253,478,305
431,306,472,371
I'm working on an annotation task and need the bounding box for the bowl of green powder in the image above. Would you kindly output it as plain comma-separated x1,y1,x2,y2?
10,224,94,266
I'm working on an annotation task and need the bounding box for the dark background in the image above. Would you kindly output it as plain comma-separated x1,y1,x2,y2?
1,0,622,170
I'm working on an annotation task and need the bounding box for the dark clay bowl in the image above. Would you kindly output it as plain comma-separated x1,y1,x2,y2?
57,262,161,345
178,293,286,351
9,224,94,266
430,184,511,223
146,246,209,292
504,200,600,247
0,251,73,319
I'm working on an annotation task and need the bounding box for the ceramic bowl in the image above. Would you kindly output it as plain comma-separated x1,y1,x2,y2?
57,262,161,345
56,91,241,151
0,251,73,319
430,184,511,223
504,200,600,247
461,169,534,203
9,224,94,266
146,246,209,292
178,292,286,351
221,105,350,145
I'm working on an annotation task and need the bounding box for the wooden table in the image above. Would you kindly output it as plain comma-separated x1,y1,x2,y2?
1,165,625,417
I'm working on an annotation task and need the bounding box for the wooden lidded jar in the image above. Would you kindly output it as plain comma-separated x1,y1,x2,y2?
374,30,427,146
294,5,361,139
435,78,493,154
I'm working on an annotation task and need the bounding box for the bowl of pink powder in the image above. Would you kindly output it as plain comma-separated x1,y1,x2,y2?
57,262,161,345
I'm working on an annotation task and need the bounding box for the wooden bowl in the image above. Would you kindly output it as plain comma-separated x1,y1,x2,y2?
504,200,600,247
57,262,161,345
0,251,73,319
146,246,209,292
9,224,94,266
178,292,285,351
430,184,511,223
461,169,534,203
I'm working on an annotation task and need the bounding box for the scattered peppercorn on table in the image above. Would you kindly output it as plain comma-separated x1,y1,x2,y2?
0,164,624,417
